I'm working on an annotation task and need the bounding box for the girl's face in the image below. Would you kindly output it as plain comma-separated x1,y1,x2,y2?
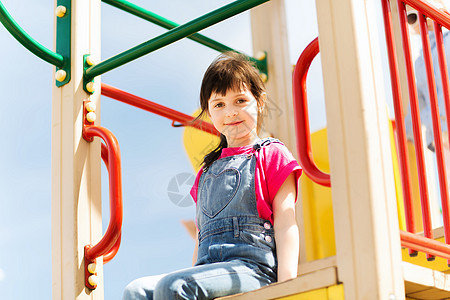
208,87,260,147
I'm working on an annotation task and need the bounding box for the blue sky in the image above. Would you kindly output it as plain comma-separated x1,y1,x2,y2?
0,1,328,299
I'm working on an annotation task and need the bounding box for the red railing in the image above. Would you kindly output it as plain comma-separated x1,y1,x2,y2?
293,0,450,263
101,83,220,136
83,124,123,289
100,143,121,264
382,0,450,261
292,37,331,187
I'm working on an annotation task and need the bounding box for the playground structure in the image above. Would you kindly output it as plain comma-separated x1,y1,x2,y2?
4,0,450,299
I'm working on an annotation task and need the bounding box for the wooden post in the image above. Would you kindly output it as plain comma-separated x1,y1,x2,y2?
315,0,405,298
51,0,103,299
250,0,296,153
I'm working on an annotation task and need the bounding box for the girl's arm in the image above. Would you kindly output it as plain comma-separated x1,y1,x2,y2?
273,172,299,282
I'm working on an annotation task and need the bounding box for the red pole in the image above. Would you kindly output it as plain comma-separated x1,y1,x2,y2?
381,0,416,236
84,125,123,261
292,37,331,187
101,83,219,136
397,1,432,235
434,21,450,263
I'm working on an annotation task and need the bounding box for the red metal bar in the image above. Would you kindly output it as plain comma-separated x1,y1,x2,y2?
101,142,109,170
401,230,450,259
84,125,123,261
381,0,416,235
292,37,331,187
403,0,450,29
434,21,450,253
101,83,220,136
103,232,121,264
417,13,440,251
100,142,121,264
397,1,433,239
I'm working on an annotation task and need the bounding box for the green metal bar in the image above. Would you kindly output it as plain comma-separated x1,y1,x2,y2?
101,0,267,72
102,0,236,53
86,0,269,79
0,1,64,67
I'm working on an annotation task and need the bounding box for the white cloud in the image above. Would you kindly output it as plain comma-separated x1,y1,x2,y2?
0,268,5,281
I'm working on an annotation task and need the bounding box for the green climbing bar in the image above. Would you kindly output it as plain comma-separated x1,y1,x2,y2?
102,0,236,53
0,1,64,67
86,0,269,79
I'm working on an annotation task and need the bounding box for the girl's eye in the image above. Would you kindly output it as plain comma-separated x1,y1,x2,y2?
215,103,224,108
237,99,247,104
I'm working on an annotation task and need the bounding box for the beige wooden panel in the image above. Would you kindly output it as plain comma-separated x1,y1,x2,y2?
315,0,405,299
404,261,450,295
250,0,296,154
51,0,103,299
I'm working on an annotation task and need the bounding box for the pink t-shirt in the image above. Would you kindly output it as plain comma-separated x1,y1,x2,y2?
190,142,302,224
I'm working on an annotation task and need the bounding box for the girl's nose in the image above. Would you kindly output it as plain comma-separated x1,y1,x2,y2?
226,109,238,118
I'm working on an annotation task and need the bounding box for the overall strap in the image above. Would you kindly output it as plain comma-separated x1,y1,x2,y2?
252,137,282,152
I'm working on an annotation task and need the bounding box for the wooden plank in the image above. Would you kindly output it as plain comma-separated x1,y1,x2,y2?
249,0,296,153
51,0,103,299
403,261,450,299
315,0,405,298
298,256,337,276
219,267,338,300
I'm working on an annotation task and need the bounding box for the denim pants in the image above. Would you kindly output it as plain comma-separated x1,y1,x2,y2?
123,139,278,300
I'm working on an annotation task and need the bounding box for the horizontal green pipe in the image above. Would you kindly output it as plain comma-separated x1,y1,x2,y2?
0,1,64,67
86,0,269,79
102,0,235,53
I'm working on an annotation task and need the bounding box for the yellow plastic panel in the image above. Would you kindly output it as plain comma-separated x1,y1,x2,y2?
300,128,335,261
327,284,345,300
183,109,220,172
300,120,404,261
277,284,344,300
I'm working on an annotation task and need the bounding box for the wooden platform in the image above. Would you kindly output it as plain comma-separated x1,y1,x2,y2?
219,257,338,299
404,261,450,300
218,257,450,299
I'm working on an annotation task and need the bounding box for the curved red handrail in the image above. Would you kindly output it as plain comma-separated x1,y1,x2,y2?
101,83,220,136
292,37,331,187
100,142,121,264
103,232,121,264
84,125,123,261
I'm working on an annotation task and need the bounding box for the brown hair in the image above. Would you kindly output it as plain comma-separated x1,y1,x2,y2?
197,52,267,169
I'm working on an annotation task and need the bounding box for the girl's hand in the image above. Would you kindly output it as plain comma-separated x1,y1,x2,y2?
273,173,299,282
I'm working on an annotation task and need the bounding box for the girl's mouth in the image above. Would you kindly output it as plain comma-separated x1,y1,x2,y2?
225,120,244,126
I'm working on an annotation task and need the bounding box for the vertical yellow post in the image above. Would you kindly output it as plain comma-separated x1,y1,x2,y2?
249,0,297,153
316,0,405,298
51,0,103,299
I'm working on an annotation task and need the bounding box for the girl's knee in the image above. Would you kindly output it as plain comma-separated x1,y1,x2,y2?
122,278,148,300
123,274,165,300
154,273,195,300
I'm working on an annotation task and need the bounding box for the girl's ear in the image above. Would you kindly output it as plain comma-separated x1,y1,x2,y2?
259,92,267,112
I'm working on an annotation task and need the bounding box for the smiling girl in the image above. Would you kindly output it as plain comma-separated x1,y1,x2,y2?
123,52,302,300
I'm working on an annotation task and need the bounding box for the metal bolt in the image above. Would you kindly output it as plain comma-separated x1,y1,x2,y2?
85,102,96,112
86,82,95,93
88,274,98,286
259,73,268,83
86,112,96,123
86,56,95,66
55,6,66,18
55,70,67,82
87,263,97,274
255,51,266,60
388,293,396,300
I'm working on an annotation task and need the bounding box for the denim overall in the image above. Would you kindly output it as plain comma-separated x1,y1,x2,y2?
123,139,278,300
